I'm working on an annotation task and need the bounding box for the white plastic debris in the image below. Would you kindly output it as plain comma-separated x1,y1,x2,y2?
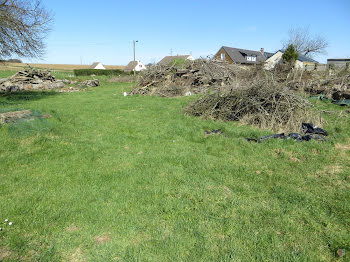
4,219,8,222
185,91,192,96
0,227,2,231
123,92,127,96
8,222,12,226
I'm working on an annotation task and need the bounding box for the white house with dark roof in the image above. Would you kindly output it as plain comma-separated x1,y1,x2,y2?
124,61,146,72
264,50,319,70
89,62,106,70
213,46,274,65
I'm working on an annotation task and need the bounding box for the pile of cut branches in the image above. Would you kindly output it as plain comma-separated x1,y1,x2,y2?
130,59,250,97
184,81,321,132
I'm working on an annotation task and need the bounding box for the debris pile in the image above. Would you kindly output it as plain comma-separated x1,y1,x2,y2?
184,82,321,132
288,72,350,101
130,59,249,97
79,79,100,87
246,123,328,143
0,68,64,92
0,68,99,92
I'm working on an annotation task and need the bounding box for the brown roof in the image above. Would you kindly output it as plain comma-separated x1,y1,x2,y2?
124,61,139,72
157,55,192,66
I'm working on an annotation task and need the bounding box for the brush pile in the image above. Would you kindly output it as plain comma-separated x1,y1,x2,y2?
0,68,64,92
287,71,350,100
184,81,321,132
130,59,249,97
0,68,100,92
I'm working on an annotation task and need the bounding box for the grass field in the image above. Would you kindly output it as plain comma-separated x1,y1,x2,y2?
0,74,349,261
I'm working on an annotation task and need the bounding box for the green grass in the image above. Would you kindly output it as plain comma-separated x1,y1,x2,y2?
0,76,349,261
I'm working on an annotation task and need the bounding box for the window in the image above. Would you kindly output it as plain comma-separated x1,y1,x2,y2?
221,53,225,60
246,55,257,62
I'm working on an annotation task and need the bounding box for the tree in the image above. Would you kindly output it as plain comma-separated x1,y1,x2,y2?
0,0,52,60
282,44,299,64
283,26,328,58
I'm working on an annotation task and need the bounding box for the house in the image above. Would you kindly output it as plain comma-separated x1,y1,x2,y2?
89,62,106,70
157,55,194,66
213,46,274,65
124,61,146,72
327,58,350,69
264,50,318,70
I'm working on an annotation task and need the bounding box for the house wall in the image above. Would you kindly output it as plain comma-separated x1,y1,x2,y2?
264,51,283,70
213,47,234,64
305,64,327,71
327,60,350,69
94,63,106,70
134,62,146,72
186,55,195,61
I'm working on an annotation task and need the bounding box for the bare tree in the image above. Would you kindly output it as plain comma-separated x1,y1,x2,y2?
0,0,52,60
283,26,329,58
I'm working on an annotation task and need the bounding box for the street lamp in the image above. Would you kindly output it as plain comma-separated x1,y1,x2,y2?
133,40,138,61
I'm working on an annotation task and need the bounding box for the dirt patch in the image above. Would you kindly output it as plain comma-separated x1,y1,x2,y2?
0,246,14,260
94,235,111,245
70,247,85,262
66,224,79,232
0,110,52,124
335,141,350,151
0,110,32,124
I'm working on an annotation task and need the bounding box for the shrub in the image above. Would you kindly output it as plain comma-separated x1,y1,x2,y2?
282,44,299,64
74,69,129,76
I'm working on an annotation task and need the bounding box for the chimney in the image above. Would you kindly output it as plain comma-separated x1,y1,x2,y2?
260,48,264,55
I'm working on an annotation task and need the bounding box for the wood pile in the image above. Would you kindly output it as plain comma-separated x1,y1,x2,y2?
130,59,250,97
0,68,99,92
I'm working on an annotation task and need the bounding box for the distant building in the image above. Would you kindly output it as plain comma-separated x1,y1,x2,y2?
89,62,106,70
213,46,274,65
264,50,318,70
327,58,350,69
157,55,194,66
124,61,146,72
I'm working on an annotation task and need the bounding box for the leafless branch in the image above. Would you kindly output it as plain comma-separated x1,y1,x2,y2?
0,0,53,59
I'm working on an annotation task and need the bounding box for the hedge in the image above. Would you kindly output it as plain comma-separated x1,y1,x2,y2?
74,69,129,76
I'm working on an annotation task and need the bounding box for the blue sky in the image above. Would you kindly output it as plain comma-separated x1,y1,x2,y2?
30,0,350,65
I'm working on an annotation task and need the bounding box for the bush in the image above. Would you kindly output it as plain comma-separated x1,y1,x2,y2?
282,44,299,64
74,69,129,76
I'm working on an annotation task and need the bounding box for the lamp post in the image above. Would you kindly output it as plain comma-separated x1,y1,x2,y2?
133,40,138,61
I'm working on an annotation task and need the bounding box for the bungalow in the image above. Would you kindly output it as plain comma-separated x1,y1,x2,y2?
158,55,194,66
213,46,274,65
264,51,318,70
89,62,106,70
124,61,146,72
327,58,350,69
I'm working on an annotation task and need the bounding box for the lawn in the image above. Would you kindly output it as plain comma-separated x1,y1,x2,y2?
0,75,349,261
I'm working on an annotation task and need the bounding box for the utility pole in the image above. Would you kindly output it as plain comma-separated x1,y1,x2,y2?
133,40,139,76
133,40,138,61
